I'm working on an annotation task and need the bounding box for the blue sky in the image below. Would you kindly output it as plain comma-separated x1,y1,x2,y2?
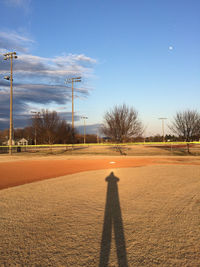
0,0,200,135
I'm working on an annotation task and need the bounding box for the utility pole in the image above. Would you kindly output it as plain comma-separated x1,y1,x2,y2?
3,52,18,155
81,116,88,144
65,77,81,130
65,77,81,145
158,118,167,142
31,111,41,145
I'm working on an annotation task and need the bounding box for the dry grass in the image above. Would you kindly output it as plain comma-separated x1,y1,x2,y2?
2,143,200,158
1,165,200,266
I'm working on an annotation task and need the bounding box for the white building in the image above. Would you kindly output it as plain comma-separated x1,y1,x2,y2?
3,138,28,146
17,138,28,146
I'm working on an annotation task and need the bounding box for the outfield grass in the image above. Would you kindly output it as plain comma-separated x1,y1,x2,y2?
1,143,200,157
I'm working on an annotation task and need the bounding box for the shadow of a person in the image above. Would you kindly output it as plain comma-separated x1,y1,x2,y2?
99,172,128,267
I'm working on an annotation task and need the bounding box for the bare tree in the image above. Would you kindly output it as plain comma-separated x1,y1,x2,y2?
31,109,74,144
101,104,143,142
34,110,60,144
170,110,200,153
55,120,74,144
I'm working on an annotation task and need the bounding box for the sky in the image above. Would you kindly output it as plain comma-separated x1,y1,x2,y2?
0,0,200,136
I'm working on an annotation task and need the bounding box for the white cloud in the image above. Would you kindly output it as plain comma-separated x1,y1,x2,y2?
0,32,33,44
53,54,97,65
0,31,96,129
1,51,96,80
0,31,96,78
0,31,34,53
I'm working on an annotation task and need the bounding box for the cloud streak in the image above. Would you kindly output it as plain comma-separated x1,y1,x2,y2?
0,31,34,53
0,31,96,129
3,0,32,13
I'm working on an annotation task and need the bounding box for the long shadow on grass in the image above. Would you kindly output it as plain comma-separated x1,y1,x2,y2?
99,172,128,267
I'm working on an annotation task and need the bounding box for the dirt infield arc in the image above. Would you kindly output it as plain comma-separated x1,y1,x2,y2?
1,156,200,190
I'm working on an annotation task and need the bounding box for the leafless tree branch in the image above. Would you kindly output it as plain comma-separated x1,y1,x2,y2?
101,104,143,142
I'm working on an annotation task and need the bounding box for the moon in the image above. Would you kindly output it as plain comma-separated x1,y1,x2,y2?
169,46,173,50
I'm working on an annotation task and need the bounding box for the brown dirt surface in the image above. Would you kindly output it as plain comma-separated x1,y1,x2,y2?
1,165,200,266
1,156,200,190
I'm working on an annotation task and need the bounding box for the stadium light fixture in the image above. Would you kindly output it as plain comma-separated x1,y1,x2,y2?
3,52,18,155
65,76,82,130
158,118,167,142
31,111,41,145
81,116,88,144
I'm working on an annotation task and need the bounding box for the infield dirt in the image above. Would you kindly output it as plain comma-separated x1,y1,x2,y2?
0,156,200,266
0,155,200,190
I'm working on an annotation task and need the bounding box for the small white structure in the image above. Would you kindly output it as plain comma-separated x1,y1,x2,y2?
17,138,28,146
3,138,28,146
2,139,15,146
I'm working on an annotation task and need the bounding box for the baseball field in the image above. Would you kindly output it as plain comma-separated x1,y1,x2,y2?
0,146,200,266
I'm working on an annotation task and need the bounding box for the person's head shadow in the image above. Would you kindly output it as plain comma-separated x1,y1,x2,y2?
99,172,128,267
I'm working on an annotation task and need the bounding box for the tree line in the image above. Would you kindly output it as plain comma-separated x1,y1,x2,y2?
102,104,200,143
0,109,97,145
0,105,200,150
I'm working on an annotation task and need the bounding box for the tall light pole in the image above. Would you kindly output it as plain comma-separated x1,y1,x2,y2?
81,116,88,144
31,111,41,145
65,76,81,130
158,118,167,142
3,52,18,155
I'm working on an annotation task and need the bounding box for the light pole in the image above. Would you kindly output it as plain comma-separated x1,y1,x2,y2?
31,111,41,145
65,76,81,130
81,116,88,144
158,118,167,142
3,52,18,155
